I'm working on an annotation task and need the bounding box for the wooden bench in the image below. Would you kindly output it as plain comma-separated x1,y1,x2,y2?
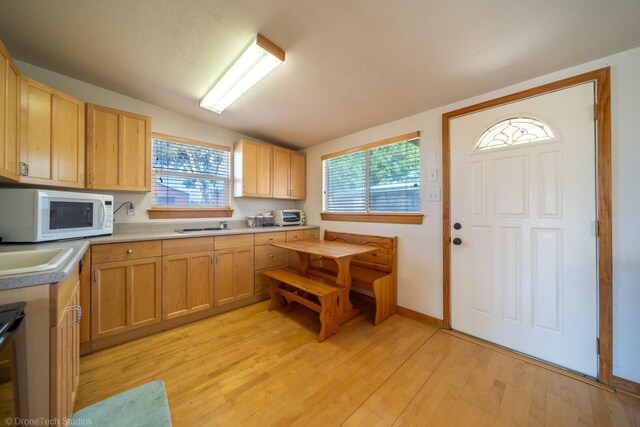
263,268,340,342
310,231,397,325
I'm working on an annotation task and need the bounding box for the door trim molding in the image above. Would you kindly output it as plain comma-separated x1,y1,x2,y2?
441,67,612,385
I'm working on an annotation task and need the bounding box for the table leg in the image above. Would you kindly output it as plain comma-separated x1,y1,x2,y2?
334,257,360,324
296,252,310,274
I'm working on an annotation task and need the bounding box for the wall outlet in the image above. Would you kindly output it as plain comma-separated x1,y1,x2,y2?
127,204,135,215
427,168,438,182
426,188,441,202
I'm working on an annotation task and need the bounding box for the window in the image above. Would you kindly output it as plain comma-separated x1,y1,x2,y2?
474,116,556,151
321,132,423,224
148,134,232,219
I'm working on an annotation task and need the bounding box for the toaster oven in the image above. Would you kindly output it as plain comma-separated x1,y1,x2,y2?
273,210,305,226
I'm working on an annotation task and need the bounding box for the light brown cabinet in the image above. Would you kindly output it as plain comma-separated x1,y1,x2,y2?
162,237,214,320
273,146,306,200
86,103,151,191
50,273,80,421
254,231,287,297
233,138,273,197
19,77,85,187
214,235,254,305
0,39,20,181
91,241,162,339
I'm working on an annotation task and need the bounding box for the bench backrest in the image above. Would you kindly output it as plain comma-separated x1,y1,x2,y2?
323,231,397,274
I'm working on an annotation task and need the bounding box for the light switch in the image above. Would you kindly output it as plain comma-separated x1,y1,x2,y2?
427,188,441,202
427,168,438,182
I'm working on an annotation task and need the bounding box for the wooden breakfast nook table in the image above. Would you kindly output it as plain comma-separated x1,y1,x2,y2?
270,239,377,324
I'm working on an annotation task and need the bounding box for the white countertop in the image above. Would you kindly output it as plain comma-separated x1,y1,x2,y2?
0,225,319,291
90,224,318,244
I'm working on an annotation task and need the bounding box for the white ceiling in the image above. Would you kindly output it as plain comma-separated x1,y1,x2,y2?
1,0,640,149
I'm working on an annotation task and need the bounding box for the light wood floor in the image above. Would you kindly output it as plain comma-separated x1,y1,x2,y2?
76,299,640,426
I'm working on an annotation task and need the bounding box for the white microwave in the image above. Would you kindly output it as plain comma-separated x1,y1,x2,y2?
273,209,305,226
0,189,113,242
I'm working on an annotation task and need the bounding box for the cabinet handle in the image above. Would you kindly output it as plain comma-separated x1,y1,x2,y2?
67,305,82,326
269,255,274,258
215,255,219,264
93,270,98,282
268,237,274,240
127,249,133,254
210,255,213,264
87,172,94,185
19,162,29,177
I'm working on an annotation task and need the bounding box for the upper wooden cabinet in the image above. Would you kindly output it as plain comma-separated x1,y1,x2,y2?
233,139,273,198
273,146,306,200
0,39,20,181
19,77,85,187
234,139,306,200
86,104,151,191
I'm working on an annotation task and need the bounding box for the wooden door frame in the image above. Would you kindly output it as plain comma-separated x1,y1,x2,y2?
441,68,612,385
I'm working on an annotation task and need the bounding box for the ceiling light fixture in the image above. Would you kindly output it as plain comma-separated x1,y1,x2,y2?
200,34,285,114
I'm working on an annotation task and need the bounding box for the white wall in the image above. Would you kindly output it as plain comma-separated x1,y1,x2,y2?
302,47,640,383
15,60,298,223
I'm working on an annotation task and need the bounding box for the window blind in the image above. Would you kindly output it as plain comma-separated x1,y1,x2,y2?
368,138,420,212
152,137,230,208
323,151,366,212
322,136,420,213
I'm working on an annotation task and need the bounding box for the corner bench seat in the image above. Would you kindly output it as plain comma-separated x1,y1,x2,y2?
263,268,340,342
309,231,397,325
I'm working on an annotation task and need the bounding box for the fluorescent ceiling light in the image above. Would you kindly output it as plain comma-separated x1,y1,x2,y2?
200,34,285,113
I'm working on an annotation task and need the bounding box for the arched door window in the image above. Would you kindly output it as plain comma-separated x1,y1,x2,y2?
474,117,556,151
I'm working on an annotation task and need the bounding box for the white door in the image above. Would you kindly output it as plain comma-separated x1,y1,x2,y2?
450,83,598,377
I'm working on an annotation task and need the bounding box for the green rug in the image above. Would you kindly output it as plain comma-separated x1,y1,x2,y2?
71,380,171,426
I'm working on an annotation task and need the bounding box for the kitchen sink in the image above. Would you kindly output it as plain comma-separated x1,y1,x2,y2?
175,227,226,233
0,247,73,277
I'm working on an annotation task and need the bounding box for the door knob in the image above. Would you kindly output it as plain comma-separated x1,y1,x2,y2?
453,223,462,230
452,237,462,246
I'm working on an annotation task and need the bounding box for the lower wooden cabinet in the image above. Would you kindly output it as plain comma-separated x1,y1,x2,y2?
91,257,162,339
163,252,214,319
213,234,254,306
214,246,254,306
50,278,80,420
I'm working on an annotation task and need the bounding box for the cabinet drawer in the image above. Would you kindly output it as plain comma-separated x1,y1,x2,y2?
255,245,287,270
92,240,162,263
162,237,214,256
215,234,254,250
303,229,319,240
286,230,304,242
254,231,286,246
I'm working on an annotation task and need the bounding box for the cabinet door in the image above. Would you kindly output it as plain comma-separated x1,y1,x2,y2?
240,140,272,197
234,246,254,300
91,257,161,339
129,259,162,328
21,79,52,180
290,151,306,200
273,146,290,199
20,78,84,187
214,249,235,306
163,252,214,320
52,94,84,186
86,104,151,191
0,40,19,181
51,280,80,421
87,105,119,188
120,114,150,189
